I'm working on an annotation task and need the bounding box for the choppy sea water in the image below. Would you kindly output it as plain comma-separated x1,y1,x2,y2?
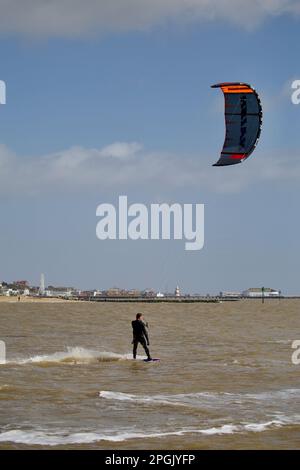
0,300,299,449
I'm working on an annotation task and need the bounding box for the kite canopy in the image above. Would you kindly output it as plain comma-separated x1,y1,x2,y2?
211,82,262,166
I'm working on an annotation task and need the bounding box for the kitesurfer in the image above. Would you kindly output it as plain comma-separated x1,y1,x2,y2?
131,313,152,361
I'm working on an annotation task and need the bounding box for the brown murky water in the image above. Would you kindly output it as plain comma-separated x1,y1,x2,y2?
0,300,299,449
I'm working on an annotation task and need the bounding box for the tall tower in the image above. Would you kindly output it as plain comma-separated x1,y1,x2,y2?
39,273,45,295
175,285,180,297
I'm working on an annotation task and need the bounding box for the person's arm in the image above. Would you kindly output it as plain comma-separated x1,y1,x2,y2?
142,323,149,344
131,321,136,340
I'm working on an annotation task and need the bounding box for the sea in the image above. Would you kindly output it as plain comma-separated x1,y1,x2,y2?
0,299,299,449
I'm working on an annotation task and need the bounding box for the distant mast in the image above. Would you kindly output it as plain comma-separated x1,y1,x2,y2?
175,285,180,297
39,273,45,296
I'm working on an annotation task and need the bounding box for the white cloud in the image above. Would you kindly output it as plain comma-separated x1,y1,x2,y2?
1,141,300,196
0,0,299,37
99,142,142,159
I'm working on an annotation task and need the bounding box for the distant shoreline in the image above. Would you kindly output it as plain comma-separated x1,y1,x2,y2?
0,296,221,303
0,296,77,303
0,295,299,304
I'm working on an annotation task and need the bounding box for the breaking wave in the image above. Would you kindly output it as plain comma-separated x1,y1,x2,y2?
5,347,144,366
99,390,188,407
0,417,297,446
99,388,300,409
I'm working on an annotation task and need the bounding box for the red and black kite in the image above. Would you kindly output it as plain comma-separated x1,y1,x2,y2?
212,82,262,166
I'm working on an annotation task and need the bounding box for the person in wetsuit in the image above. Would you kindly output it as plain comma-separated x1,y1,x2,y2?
132,313,152,361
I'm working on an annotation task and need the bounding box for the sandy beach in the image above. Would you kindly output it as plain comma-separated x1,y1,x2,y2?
0,296,77,303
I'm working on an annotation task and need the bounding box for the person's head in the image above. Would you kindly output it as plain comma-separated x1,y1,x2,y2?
136,313,143,320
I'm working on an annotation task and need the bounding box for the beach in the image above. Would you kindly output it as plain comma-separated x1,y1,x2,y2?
0,296,77,303
0,299,299,449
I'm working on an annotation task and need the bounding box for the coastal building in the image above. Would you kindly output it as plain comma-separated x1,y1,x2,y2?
4,288,19,296
45,287,76,298
156,292,164,298
13,280,29,289
219,291,241,298
126,289,141,297
105,288,125,297
142,289,156,298
93,290,102,297
78,291,94,299
242,288,280,298
1,281,29,296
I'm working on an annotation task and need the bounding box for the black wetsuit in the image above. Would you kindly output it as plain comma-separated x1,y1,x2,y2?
132,320,151,360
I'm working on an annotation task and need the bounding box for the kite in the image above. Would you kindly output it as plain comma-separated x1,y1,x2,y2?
211,82,262,166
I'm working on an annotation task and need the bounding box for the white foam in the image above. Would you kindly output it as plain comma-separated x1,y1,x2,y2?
0,429,193,445
244,388,300,401
99,390,221,404
244,420,283,432
99,390,188,407
199,424,239,435
98,388,300,409
6,347,144,365
0,417,297,446
200,418,298,436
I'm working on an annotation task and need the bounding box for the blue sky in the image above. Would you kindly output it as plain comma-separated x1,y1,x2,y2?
0,1,300,294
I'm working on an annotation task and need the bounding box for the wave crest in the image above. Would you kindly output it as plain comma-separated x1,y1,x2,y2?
0,417,297,446
7,347,142,365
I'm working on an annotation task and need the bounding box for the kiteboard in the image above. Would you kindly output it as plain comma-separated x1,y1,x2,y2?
143,358,160,362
